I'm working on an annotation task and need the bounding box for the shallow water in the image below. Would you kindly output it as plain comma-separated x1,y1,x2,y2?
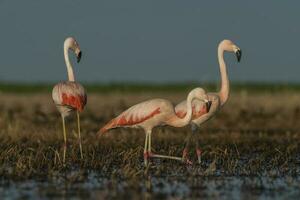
1,172,300,200
1,92,300,199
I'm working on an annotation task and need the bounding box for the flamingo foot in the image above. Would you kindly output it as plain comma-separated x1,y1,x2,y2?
182,148,193,165
196,148,202,164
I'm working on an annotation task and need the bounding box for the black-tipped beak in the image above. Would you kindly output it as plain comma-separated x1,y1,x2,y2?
206,101,212,113
77,51,82,63
235,49,242,62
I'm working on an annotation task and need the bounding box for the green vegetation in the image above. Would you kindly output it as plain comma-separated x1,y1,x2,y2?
0,90,299,198
1,82,300,93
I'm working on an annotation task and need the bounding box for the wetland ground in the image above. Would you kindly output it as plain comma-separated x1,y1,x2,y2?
0,83,299,199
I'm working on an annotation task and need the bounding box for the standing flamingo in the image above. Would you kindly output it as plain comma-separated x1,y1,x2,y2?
52,37,87,164
98,88,210,166
175,39,242,164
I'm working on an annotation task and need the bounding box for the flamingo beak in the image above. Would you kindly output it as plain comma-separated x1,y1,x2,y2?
205,101,212,113
77,51,82,63
235,49,242,62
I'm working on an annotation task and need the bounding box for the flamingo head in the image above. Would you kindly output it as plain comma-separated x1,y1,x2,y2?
190,88,211,112
220,40,242,62
64,37,82,63
234,47,242,62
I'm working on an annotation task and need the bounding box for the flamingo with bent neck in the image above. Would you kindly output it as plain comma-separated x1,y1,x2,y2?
98,88,210,166
175,39,242,164
52,37,87,164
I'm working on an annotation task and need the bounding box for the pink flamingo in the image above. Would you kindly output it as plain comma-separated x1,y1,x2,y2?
52,37,87,163
175,39,242,164
98,88,210,166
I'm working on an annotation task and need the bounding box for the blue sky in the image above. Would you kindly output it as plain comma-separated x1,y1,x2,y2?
0,1,299,83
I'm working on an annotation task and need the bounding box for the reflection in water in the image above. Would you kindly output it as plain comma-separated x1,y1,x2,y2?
0,171,300,199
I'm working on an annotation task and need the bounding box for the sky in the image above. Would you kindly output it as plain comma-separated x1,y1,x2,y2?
0,0,299,83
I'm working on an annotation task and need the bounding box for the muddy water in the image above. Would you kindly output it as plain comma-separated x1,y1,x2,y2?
1,172,299,200
1,92,300,199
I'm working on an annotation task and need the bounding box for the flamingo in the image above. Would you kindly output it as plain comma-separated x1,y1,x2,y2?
98,88,211,166
175,39,242,164
52,37,87,164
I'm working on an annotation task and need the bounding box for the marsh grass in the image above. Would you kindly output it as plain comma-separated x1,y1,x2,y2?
0,90,299,182
1,82,300,93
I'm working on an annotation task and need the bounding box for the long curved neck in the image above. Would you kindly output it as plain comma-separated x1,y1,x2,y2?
64,45,75,81
181,94,194,125
218,45,229,105
167,93,194,127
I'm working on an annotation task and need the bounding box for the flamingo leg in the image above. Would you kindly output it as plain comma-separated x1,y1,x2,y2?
182,131,193,161
61,115,67,164
148,130,152,154
147,130,191,164
77,111,83,159
195,137,202,164
191,123,202,164
144,131,149,166
180,123,198,164
150,154,184,162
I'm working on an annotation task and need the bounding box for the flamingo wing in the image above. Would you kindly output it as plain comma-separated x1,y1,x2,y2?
53,81,87,111
175,99,208,119
100,99,165,133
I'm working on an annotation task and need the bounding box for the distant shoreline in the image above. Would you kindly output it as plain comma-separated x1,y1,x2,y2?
0,82,299,93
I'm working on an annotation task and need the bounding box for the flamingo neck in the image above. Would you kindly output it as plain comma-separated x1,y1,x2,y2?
218,44,229,105
182,93,194,124
168,92,194,127
64,45,75,82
